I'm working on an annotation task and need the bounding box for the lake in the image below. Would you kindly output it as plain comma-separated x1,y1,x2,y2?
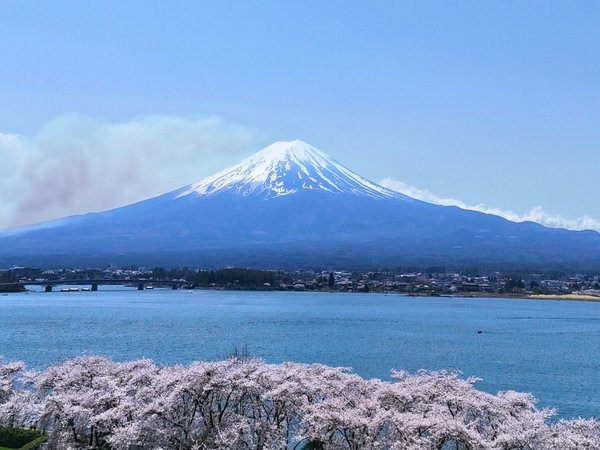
1,287,598,419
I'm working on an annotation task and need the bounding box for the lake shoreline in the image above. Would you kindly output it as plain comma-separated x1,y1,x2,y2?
443,292,600,302
11,284,600,303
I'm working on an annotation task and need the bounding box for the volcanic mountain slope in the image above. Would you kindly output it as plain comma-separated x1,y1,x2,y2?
1,140,599,269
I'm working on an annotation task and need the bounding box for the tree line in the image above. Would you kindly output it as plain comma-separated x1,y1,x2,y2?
151,267,276,288
0,356,598,449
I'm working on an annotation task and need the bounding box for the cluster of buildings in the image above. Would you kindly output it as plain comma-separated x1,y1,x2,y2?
278,270,600,296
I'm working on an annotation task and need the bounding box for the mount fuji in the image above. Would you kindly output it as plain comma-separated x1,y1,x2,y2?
2,140,600,269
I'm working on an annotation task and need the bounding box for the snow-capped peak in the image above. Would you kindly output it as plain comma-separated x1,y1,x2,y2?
178,140,402,199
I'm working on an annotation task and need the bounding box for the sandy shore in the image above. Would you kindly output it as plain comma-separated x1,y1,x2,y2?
405,292,600,303
442,292,600,302
527,293,600,302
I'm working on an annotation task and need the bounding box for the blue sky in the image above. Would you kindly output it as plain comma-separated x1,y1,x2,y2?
1,1,599,228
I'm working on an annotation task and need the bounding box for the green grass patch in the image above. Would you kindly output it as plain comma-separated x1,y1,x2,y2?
16,435,47,450
0,427,46,450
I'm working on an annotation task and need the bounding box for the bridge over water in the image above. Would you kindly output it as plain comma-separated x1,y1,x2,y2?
0,279,193,292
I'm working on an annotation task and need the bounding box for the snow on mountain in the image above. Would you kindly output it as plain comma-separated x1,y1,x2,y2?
178,140,402,199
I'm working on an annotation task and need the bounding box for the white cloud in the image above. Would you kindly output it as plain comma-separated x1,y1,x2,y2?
0,114,259,228
380,177,600,232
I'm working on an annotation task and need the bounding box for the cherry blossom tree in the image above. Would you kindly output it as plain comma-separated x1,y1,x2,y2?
0,355,598,449
0,357,24,404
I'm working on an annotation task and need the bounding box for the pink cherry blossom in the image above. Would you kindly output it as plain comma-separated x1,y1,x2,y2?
1,356,598,449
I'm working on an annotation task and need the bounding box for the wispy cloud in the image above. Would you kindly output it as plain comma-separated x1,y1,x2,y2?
380,177,600,232
0,114,258,228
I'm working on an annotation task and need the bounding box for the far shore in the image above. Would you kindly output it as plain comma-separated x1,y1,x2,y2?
446,292,600,302
4,284,600,303
402,291,600,303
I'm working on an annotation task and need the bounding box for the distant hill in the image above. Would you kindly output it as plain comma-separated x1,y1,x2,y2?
1,140,599,270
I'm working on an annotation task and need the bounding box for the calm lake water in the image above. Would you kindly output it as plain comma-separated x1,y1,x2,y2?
1,287,598,419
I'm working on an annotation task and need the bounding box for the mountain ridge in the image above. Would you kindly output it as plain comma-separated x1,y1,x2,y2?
1,140,599,270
